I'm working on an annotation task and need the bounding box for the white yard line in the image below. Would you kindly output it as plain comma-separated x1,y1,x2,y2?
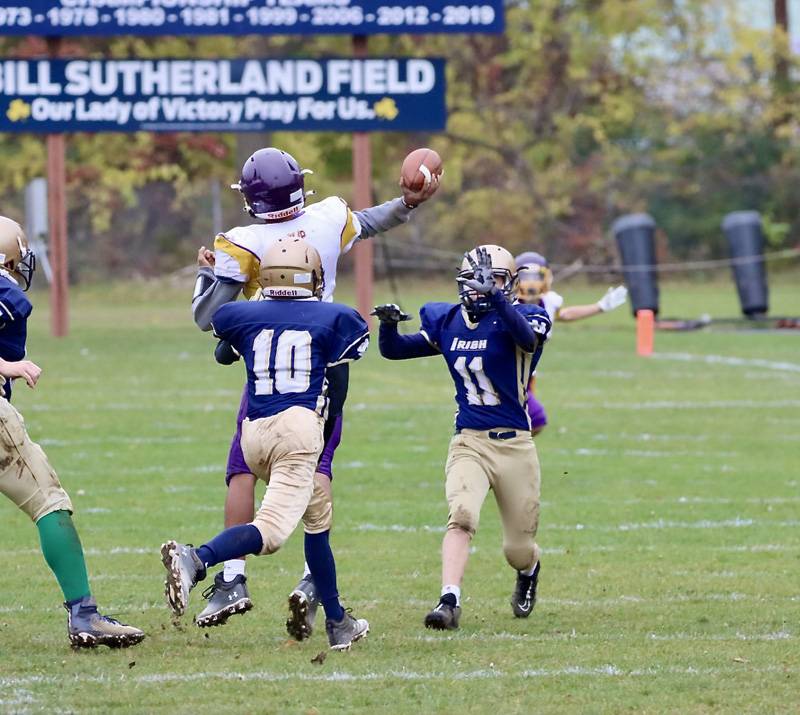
567,399,800,410
652,352,800,374
0,664,795,689
553,447,739,458
351,518,800,534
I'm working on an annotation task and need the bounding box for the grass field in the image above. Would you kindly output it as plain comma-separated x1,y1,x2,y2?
1,275,798,714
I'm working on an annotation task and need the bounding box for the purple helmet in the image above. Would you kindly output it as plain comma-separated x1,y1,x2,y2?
514,251,548,270
231,148,312,221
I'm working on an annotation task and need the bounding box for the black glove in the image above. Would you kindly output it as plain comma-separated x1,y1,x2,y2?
214,339,241,365
371,303,411,324
457,246,497,295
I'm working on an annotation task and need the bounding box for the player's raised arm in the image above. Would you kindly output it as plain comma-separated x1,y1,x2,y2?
558,285,628,322
374,304,440,360
354,148,442,239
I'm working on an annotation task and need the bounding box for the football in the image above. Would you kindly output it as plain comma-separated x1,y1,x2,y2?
400,148,443,192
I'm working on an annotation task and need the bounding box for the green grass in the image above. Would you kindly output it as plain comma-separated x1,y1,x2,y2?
1,276,798,714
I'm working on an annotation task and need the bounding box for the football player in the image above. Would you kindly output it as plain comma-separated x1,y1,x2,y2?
0,216,144,649
162,238,371,650
374,245,552,629
190,147,439,636
515,252,627,434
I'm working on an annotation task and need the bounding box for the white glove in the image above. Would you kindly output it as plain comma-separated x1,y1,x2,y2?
597,285,628,312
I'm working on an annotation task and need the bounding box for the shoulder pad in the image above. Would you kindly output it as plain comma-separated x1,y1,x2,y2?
0,282,32,324
419,302,456,349
309,196,348,219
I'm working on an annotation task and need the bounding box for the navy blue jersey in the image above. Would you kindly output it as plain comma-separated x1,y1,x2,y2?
420,302,551,431
212,298,369,420
0,275,32,401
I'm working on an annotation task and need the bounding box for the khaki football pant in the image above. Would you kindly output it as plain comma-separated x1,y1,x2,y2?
0,398,73,522
445,428,541,571
241,406,326,555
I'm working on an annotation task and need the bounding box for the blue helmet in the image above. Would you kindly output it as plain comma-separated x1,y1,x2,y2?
231,148,312,221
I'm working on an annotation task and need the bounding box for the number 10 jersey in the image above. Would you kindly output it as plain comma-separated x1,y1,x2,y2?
211,298,369,421
419,302,551,432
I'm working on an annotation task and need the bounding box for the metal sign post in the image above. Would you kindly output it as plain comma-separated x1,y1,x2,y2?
46,37,68,337
352,35,374,323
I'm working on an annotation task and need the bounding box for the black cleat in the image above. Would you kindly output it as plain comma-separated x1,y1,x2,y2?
511,561,540,618
66,597,145,649
424,595,461,631
195,572,253,628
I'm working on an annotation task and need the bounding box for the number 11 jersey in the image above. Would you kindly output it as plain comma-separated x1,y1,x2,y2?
419,302,551,432
211,298,369,421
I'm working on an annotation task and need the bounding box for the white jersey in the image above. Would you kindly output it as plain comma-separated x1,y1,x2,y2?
540,290,564,323
213,196,361,302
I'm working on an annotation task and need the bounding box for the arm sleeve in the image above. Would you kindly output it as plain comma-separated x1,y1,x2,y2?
354,198,413,239
192,269,244,331
192,268,243,330
210,303,237,342
490,292,546,353
378,323,440,360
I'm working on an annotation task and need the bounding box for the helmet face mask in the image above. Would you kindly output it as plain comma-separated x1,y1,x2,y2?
15,249,35,291
457,244,518,320
0,216,35,291
232,148,313,221
258,238,324,300
516,264,552,304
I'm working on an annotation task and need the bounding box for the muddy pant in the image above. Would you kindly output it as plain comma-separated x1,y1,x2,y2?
241,406,326,555
0,398,72,522
445,428,541,571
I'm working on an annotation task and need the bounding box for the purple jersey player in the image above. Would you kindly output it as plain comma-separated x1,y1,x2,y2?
190,147,439,635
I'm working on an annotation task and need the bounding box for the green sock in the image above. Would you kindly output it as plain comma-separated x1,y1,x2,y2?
35,510,91,603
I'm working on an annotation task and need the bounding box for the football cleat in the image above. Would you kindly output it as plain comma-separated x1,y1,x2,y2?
286,574,319,641
325,610,369,651
511,561,540,618
195,572,253,628
424,595,461,631
65,596,145,649
160,540,206,617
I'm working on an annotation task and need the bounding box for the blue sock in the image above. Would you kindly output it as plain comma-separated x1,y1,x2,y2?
304,530,344,622
196,524,263,568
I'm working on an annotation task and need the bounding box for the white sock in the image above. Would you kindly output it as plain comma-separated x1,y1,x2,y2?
441,584,461,606
223,559,246,582
520,560,539,577
302,561,311,579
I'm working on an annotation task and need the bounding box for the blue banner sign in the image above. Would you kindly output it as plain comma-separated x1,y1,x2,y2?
0,58,446,132
0,2,503,35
